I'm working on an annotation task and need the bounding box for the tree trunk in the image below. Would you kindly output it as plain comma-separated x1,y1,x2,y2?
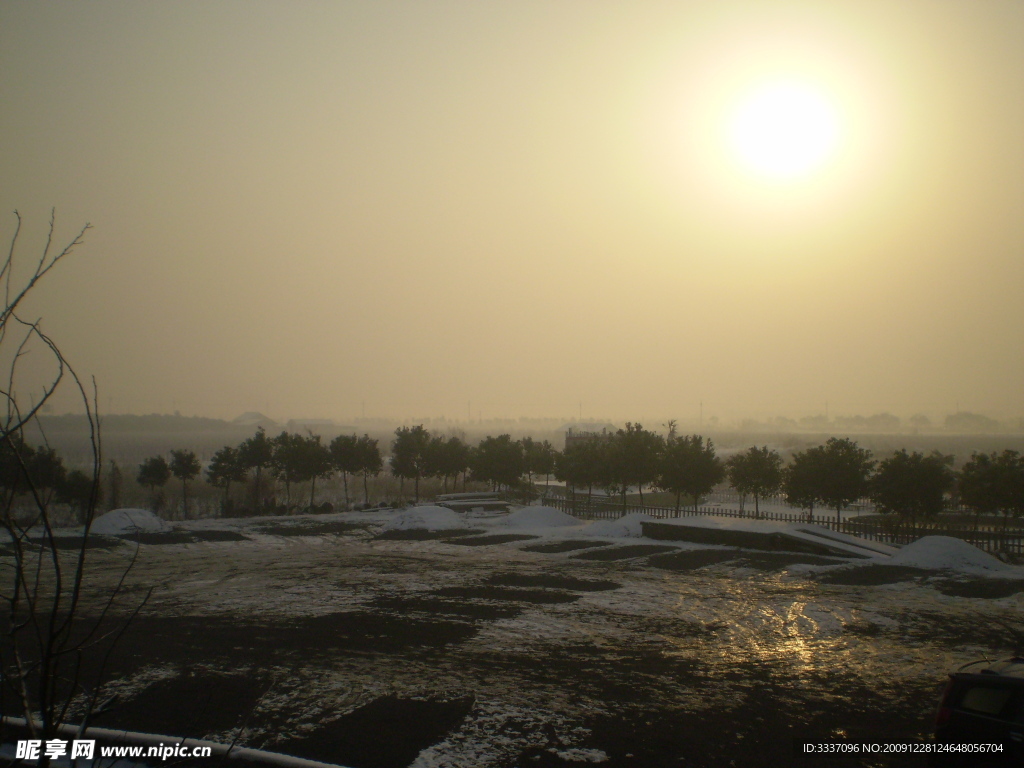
754,494,760,519
181,479,188,520
310,476,317,508
638,485,644,507
342,472,349,507
675,491,681,517
693,493,699,513
807,503,814,524
414,474,420,502
363,471,370,504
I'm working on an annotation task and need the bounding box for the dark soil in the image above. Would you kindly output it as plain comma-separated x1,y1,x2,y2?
26,534,124,550
485,573,621,591
448,534,539,546
933,578,1024,599
512,670,936,768
271,695,474,768
816,565,940,585
253,521,370,536
731,551,850,570
100,668,272,738
116,530,249,545
433,586,580,604
29,525,987,768
372,594,523,620
519,539,610,553
571,544,678,561
647,548,746,571
374,528,485,541
103,612,481,675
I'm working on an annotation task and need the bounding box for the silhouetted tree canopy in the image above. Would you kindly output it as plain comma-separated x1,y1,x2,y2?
726,446,783,519
870,449,954,527
658,434,724,515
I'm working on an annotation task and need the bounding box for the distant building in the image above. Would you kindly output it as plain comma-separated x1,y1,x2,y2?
232,411,279,430
561,423,617,450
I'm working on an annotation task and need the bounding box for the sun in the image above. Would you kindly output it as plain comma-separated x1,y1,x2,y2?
728,81,840,180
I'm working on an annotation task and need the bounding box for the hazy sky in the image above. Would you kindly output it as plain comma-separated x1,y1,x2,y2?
2,1,1022,423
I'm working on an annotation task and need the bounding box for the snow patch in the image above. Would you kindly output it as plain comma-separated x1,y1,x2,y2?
889,536,1014,574
503,506,580,529
583,513,654,539
382,506,466,531
552,747,609,763
90,508,171,535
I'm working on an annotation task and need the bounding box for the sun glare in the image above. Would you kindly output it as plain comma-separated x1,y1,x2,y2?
728,81,840,180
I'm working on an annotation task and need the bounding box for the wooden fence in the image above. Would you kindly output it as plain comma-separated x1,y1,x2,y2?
541,495,1024,558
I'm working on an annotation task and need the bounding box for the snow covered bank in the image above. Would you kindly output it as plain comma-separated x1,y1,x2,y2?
91,508,171,535
583,513,654,539
889,536,1015,574
382,506,465,531
503,506,580,529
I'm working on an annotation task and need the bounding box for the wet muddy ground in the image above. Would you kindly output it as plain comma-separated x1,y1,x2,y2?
31,515,1024,768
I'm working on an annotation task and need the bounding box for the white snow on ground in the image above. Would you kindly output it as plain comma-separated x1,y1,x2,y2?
582,513,654,539
791,525,899,557
90,508,171,535
658,514,795,533
502,506,580,529
889,535,1015,574
552,748,610,763
381,505,465,531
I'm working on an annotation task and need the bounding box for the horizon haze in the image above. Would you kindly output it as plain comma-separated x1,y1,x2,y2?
2,1,1022,424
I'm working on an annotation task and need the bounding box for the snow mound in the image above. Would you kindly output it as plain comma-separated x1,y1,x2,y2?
504,506,580,528
890,536,1013,573
90,508,171,535
383,506,465,531
584,513,654,539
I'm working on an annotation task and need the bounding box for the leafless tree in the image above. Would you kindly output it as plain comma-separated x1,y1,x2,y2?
0,210,148,765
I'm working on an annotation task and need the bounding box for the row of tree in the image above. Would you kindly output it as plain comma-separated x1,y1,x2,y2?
553,424,1024,527
388,425,558,499
6,421,1021,527
137,428,384,515
0,434,97,523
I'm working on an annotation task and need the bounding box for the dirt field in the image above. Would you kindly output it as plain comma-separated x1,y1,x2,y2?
28,512,1024,768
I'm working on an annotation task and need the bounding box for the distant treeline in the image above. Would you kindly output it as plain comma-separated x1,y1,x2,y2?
6,422,1023,528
